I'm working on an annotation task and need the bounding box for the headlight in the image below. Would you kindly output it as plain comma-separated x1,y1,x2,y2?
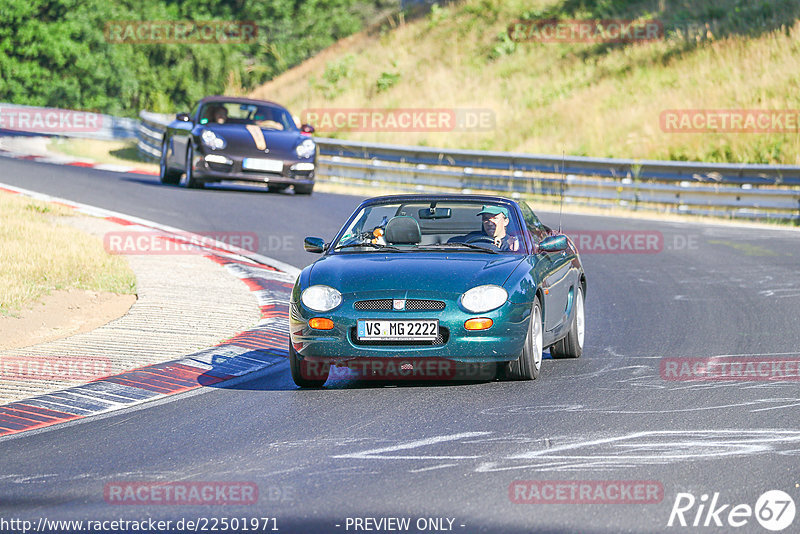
301,285,342,312
295,139,316,159
201,129,226,150
460,285,508,313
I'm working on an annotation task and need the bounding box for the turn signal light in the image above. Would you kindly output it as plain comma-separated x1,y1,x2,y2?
464,318,493,331
309,318,334,330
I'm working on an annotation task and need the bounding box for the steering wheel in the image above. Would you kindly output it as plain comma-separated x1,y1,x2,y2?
466,235,497,245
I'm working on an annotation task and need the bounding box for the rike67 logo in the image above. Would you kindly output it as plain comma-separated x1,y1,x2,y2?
667,490,796,531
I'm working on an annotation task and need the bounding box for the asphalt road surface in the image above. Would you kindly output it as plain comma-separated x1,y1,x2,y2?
1,157,800,533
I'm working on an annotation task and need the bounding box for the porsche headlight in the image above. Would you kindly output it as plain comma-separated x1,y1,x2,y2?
460,285,508,313
295,139,316,159
201,129,226,150
301,285,342,312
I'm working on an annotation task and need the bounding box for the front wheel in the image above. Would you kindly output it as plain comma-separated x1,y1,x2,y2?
502,297,543,380
289,342,328,388
551,286,584,359
293,184,313,195
180,145,203,189
159,139,180,185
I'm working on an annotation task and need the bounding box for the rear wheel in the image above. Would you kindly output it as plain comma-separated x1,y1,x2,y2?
294,183,313,195
180,145,203,189
159,139,180,185
551,286,584,359
503,297,542,380
289,342,328,388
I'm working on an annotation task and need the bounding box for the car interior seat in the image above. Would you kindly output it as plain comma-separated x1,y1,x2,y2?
384,216,422,245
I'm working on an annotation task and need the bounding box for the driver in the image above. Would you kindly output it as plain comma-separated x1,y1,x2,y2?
212,105,228,124
450,205,520,251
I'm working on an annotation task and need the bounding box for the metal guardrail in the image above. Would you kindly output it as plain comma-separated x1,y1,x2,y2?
136,110,800,221
137,110,172,159
0,102,138,141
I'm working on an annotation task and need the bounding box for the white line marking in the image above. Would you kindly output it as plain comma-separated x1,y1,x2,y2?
332,431,491,460
409,463,457,473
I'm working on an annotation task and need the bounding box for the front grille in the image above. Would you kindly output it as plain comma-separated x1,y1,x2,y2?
354,299,445,311
354,299,392,311
406,300,446,311
350,327,449,346
289,169,314,179
207,162,232,173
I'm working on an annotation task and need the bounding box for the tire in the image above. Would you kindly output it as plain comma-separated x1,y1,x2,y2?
294,184,314,195
550,286,584,359
289,342,328,388
268,184,289,193
159,139,180,185
179,145,203,189
502,297,543,380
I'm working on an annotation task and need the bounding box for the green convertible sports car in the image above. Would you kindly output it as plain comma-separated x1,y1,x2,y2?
289,194,586,387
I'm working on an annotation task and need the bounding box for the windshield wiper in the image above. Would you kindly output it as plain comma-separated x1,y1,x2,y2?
414,243,500,254
333,242,401,252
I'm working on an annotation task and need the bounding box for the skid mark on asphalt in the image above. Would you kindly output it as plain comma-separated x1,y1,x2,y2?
476,430,800,472
308,430,800,474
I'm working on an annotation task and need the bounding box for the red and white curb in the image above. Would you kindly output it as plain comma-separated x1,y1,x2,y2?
0,144,159,176
0,183,298,438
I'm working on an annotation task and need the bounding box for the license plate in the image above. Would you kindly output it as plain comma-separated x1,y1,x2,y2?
357,320,439,341
242,158,283,173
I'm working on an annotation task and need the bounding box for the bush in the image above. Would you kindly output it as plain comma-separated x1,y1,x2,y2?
0,0,397,116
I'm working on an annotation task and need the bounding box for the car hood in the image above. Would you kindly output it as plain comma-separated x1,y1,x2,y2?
200,124,305,156
307,253,525,297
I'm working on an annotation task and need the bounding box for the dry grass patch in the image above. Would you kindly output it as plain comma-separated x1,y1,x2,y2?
0,192,136,316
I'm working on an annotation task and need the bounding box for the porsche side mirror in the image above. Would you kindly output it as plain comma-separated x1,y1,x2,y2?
538,235,568,253
176,113,191,122
300,124,315,135
304,236,326,253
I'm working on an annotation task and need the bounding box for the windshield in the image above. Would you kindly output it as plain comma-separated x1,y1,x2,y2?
198,101,298,131
331,200,525,254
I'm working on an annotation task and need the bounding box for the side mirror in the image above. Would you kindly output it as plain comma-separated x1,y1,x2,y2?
300,124,315,135
304,236,326,253
176,113,191,122
538,235,568,253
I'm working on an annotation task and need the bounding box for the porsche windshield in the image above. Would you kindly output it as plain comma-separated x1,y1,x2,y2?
198,102,297,131
332,201,525,254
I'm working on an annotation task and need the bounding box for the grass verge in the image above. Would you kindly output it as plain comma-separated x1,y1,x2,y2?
0,192,137,317
48,138,159,172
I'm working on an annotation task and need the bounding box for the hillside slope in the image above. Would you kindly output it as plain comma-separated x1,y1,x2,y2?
251,0,800,164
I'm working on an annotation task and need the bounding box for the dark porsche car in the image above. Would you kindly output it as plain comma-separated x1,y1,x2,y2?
159,96,316,194
289,194,586,387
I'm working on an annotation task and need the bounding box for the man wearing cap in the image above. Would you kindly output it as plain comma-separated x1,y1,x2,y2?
449,205,520,251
